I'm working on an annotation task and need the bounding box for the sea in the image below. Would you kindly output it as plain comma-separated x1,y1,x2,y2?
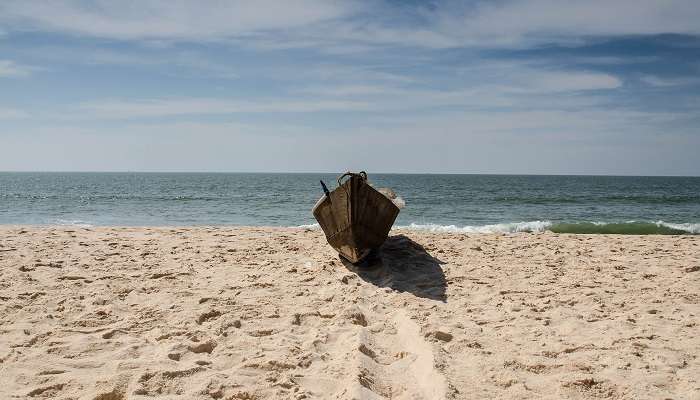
0,172,698,234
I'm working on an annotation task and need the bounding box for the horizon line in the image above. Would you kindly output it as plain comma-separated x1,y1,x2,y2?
1,170,698,178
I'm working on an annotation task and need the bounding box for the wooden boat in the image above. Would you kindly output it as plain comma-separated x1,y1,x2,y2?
312,171,401,263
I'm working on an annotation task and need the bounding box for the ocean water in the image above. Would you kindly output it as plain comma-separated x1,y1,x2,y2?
0,172,698,234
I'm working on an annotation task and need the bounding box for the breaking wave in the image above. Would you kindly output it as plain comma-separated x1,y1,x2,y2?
400,221,552,234
48,219,94,227
297,223,320,229
398,221,699,235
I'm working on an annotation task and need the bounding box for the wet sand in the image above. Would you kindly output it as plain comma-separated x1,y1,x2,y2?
0,226,698,399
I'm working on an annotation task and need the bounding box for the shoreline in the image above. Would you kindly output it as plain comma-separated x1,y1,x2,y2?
1,226,698,399
0,223,698,235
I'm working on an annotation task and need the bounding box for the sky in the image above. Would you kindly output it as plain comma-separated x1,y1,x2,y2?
0,0,699,175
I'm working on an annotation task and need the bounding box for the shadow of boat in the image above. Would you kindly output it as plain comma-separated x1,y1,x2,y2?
341,234,447,302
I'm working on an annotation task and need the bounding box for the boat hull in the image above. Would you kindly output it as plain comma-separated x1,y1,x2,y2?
312,173,400,263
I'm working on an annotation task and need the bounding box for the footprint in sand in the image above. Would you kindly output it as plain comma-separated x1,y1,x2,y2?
299,306,449,399
133,367,205,396
188,339,217,354
26,383,67,398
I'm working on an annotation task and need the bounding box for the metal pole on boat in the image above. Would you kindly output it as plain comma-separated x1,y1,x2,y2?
320,180,331,200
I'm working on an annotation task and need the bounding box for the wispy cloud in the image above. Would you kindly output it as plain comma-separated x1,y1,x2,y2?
1,1,698,49
0,59,36,77
13,45,240,79
0,0,358,41
8,105,696,174
58,75,619,122
640,74,700,87
299,84,402,97
0,107,28,119
293,64,416,84
75,97,372,119
299,62,621,100
46,63,623,120
428,0,700,48
522,71,621,92
454,61,624,93
571,56,660,66
0,1,697,174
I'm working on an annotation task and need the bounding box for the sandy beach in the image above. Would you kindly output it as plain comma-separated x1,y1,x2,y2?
0,226,698,399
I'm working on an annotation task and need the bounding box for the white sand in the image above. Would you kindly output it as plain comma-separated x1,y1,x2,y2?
0,227,698,399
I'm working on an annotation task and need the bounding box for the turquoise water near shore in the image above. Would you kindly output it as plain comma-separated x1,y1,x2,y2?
0,172,698,234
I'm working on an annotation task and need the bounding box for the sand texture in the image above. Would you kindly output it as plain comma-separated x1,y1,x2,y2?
0,226,698,399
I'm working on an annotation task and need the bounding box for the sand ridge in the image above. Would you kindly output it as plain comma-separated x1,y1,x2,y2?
0,226,698,399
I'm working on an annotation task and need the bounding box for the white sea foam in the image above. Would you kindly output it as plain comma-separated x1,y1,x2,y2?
49,219,94,227
294,220,699,234
656,221,700,234
296,223,320,229
571,220,700,234
398,221,552,234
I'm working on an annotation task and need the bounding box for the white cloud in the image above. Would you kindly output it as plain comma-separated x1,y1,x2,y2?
282,60,622,111
523,71,621,92
1,1,697,49
57,65,621,120
327,22,460,49
453,59,624,92
0,0,358,40
299,84,401,97
90,49,239,78
291,64,416,84
76,97,372,119
14,46,239,79
0,3,696,175
431,0,700,48
640,74,700,87
0,59,35,77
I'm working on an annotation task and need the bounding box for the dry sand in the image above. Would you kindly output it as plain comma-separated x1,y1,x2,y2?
0,226,698,399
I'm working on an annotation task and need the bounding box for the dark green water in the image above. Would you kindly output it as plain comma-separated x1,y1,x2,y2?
0,172,698,234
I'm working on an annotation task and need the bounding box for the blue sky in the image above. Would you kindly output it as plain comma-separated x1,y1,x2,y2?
0,0,699,175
